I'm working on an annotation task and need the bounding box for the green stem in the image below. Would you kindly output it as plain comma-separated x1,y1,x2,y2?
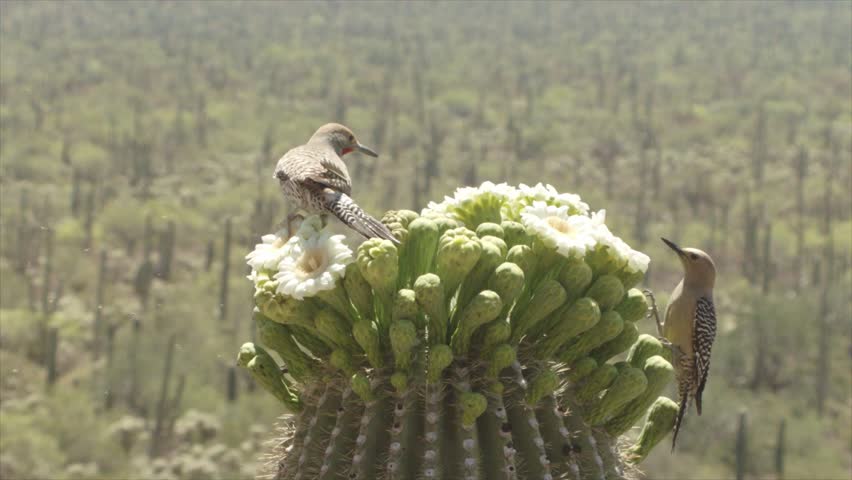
504,363,552,479
347,387,391,480
386,351,425,479
478,387,518,480
561,398,605,480
318,387,363,480
294,384,342,480
537,396,578,480
593,429,626,480
453,365,483,480
421,381,447,479
278,386,319,479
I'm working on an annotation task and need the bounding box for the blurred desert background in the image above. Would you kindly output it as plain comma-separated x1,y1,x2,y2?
0,1,849,479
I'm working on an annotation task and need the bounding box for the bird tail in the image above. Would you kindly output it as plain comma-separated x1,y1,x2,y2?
327,193,400,244
695,390,703,416
671,391,688,452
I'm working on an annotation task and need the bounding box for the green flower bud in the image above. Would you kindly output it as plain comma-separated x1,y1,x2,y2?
585,366,648,425
627,397,679,463
288,325,331,358
617,268,645,290
526,370,558,405
506,244,538,281
487,263,525,321
315,309,356,351
501,220,531,248
456,239,504,312
344,262,373,319
585,274,625,311
352,319,383,368
532,297,601,359
510,279,567,343
585,245,626,276
357,238,400,298
486,344,516,379
615,288,649,323
256,292,316,330
421,213,459,237
558,258,594,300
395,210,420,227
628,334,672,368
604,356,675,436
426,344,453,384
480,318,511,356
575,363,618,404
330,348,356,376
414,273,448,345
451,290,502,355
239,343,301,412
381,209,416,244
480,235,508,257
590,322,640,365
255,312,317,381
558,310,624,365
459,392,488,427
390,319,418,371
435,227,482,296
406,217,440,280
237,342,258,368
390,372,408,394
475,222,504,239
567,357,598,383
351,372,376,402
315,283,355,322
392,289,420,322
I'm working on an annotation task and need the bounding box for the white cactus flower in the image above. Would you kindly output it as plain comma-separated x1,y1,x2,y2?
272,224,353,300
520,202,597,258
515,182,590,216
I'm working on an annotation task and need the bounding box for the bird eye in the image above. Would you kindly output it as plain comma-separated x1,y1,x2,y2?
348,134,355,142
690,253,698,260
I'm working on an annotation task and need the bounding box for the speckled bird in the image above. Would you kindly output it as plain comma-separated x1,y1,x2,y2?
660,237,717,451
274,123,398,243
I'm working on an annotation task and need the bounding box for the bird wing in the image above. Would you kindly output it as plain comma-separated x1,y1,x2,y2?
274,146,352,196
692,295,716,415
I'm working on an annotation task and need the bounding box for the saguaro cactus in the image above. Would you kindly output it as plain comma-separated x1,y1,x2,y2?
240,182,674,479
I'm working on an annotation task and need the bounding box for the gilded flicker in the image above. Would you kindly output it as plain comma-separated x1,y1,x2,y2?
660,237,717,450
274,123,398,243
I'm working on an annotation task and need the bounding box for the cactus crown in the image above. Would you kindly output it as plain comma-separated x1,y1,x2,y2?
240,182,675,480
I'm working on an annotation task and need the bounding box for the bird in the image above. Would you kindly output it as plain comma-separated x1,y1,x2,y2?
659,237,717,451
273,123,398,243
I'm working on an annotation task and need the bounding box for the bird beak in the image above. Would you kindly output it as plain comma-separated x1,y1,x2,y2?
661,237,686,258
356,143,378,157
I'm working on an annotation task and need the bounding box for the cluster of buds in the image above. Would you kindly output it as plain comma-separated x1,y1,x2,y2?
241,182,677,480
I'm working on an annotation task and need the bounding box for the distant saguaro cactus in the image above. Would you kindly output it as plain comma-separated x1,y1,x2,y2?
239,182,676,480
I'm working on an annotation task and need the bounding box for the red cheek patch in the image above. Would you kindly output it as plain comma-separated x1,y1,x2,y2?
341,147,353,155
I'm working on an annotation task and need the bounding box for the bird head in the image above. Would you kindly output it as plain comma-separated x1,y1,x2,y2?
661,237,716,290
309,123,378,158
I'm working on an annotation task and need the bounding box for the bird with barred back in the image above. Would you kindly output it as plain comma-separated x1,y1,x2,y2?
659,237,717,451
274,123,398,243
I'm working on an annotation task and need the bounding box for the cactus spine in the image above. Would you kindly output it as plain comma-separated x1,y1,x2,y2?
240,183,673,479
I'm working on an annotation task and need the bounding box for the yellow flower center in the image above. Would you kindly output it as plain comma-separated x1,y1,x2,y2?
296,248,327,278
546,216,574,235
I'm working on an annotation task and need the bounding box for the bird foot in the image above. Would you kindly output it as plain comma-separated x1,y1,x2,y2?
279,212,304,240
643,289,664,337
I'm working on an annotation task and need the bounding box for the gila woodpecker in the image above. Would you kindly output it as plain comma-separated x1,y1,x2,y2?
274,123,398,243
660,237,717,450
